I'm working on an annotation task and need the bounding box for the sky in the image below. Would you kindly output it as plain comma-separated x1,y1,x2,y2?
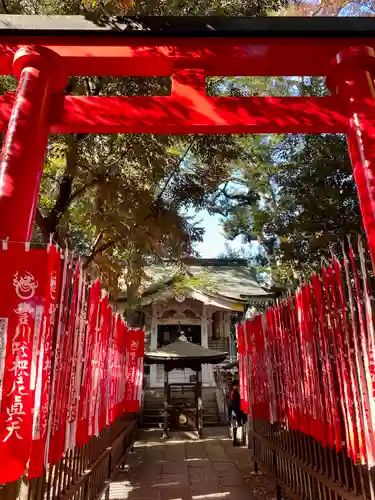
189,209,243,258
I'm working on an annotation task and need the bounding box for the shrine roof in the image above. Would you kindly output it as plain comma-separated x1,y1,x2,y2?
0,15,375,38
139,258,272,304
145,334,227,366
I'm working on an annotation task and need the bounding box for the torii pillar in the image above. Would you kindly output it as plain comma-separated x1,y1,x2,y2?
327,46,375,267
0,46,65,242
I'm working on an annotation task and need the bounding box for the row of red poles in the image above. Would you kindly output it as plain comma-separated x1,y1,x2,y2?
237,236,375,470
0,242,144,485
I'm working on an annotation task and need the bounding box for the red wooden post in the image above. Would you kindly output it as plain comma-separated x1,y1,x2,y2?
0,46,65,242
327,46,375,267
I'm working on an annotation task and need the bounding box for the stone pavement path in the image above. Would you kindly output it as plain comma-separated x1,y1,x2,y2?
106,427,277,500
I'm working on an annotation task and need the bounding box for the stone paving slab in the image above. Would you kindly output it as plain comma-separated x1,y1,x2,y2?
105,427,279,500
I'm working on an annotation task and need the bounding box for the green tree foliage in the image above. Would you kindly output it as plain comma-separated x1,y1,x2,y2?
279,0,375,16
213,76,363,287
0,0,289,301
213,1,373,286
0,0,288,16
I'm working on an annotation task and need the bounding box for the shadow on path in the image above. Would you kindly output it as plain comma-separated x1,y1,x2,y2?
106,427,277,500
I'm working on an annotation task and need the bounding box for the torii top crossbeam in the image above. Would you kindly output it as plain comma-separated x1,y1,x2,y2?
1,15,375,278
0,16,374,135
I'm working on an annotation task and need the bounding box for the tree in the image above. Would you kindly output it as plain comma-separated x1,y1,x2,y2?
0,0,290,307
278,0,375,16
212,76,363,287
0,0,289,16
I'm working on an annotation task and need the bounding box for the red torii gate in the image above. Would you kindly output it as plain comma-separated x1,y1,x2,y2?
0,16,374,261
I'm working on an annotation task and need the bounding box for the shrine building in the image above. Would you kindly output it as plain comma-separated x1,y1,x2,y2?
118,258,273,388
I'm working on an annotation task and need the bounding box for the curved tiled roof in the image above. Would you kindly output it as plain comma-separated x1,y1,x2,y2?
145,334,227,366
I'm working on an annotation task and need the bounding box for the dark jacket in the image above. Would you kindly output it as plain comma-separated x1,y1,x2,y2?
229,387,247,424
230,388,241,415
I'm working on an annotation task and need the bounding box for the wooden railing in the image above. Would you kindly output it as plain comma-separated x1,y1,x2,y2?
0,416,136,500
250,419,374,500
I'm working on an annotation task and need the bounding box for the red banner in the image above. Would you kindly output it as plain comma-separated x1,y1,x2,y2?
273,304,289,426
301,285,325,444
311,273,336,449
326,266,358,461
0,244,145,484
276,301,295,430
47,250,72,464
0,244,48,484
99,298,110,432
125,329,145,413
321,267,345,452
332,256,365,464
348,245,375,468
266,308,283,423
28,245,62,479
248,315,270,421
57,261,80,459
108,314,118,426
242,322,250,415
66,267,87,450
114,320,126,420
236,323,247,413
76,280,101,447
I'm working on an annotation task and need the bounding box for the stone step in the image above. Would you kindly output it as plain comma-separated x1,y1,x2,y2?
142,389,221,429
144,389,217,399
142,415,221,427
141,420,224,428
142,409,164,416
143,406,218,414
143,403,218,410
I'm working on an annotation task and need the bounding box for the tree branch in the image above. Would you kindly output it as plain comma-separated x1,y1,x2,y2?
84,238,119,268
90,230,104,254
84,77,92,96
35,207,45,225
157,136,197,201
68,178,102,205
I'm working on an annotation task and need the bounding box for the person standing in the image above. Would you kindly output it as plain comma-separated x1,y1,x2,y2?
228,380,246,446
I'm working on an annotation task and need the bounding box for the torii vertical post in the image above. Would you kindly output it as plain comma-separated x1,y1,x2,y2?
327,46,375,268
0,46,65,242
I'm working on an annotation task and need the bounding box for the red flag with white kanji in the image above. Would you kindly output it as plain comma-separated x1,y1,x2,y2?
326,266,358,461
28,245,62,479
242,322,250,415
99,300,111,431
54,261,80,460
65,262,85,450
46,250,72,464
76,280,101,446
311,273,337,449
333,256,365,464
236,323,248,413
0,243,49,484
248,315,270,421
124,329,144,413
114,321,126,419
294,289,312,436
285,297,303,431
349,244,375,468
66,269,87,450
266,308,283,423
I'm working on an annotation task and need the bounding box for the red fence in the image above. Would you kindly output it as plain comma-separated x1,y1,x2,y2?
0,242,144,486
238,237,375,500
